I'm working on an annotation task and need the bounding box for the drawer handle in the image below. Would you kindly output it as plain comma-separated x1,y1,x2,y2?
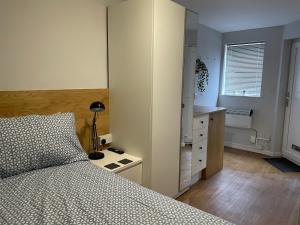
199,159,202,162
210,118,214,121
199,147,203,150
201,121,204,124
200,134,203,137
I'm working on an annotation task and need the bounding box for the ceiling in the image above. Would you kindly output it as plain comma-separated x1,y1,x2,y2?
173,0,300,33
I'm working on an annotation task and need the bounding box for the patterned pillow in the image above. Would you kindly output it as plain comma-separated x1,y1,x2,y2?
0,113,88,178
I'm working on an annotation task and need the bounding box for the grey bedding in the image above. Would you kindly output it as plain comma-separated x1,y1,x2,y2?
0,161,232,225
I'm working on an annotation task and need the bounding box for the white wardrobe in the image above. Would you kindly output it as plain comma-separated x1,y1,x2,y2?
108,0,185,197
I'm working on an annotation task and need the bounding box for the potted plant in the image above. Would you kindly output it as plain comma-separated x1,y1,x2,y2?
195,58,209,93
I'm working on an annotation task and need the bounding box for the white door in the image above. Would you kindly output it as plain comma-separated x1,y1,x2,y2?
283,41,300,165
181,46,197,144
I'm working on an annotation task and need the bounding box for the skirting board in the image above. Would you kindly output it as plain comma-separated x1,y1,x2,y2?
225,142,282,157
175,187,190,199
191,172,202,185
283,151,300,166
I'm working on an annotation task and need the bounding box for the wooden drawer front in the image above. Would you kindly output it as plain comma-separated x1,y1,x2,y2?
203,110,225,179
193,128,208,143
118,164,142,185
192,150,207,176
193,115,209,130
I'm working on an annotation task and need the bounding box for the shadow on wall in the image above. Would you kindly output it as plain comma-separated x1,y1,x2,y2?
194,24,223,107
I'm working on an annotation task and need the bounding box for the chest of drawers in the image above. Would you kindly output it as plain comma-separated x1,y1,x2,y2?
192,114,209,176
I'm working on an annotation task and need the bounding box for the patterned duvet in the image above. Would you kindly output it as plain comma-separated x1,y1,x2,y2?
0,161,232,225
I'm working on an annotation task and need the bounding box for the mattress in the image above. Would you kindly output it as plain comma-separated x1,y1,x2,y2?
0,161,232,225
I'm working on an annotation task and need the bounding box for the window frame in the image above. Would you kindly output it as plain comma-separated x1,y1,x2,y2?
221,42,266,98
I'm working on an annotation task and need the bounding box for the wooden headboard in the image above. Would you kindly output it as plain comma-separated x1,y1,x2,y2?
0,89,109,153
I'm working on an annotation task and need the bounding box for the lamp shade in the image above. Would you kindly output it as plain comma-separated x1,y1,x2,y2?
90,101,105,112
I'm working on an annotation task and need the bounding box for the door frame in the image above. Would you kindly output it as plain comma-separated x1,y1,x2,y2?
282,41,300,165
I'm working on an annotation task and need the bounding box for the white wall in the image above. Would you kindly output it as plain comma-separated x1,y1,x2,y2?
100,0,124,6
284,20,300,40
218,26,284,155
194,24,222,107
0,0,108,91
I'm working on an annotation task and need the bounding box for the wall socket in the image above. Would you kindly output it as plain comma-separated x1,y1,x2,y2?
99,133,112,144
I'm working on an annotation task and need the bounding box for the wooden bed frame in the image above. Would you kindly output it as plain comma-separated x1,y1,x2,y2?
0,89,109,153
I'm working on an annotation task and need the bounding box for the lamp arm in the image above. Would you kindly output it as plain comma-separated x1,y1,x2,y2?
91,112,99,151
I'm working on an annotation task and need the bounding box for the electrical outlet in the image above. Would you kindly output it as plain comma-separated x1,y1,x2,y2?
99,134,112,144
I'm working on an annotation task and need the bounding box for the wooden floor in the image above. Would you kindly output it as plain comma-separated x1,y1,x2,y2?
177,148,300,225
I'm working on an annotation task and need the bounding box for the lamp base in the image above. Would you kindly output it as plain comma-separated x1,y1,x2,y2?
88,152,104,160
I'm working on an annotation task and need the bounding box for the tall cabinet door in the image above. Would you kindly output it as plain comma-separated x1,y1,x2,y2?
108,0,185,197
108,0,154,188
203,111,225,178
151,0,185,197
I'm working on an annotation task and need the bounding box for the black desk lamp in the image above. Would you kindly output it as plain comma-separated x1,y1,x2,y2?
88,101,105,160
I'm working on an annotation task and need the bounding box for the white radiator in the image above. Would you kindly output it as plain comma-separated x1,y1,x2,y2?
225,108,253,129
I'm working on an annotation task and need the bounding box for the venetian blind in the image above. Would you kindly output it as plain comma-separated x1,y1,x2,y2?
222,42,265,97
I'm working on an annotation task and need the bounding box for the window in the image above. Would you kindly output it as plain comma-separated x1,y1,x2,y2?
222,42,265,97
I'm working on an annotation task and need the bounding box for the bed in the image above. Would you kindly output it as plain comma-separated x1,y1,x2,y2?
0,112,232,225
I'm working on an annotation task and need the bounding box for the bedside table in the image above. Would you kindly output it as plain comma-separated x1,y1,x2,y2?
90,150,143,185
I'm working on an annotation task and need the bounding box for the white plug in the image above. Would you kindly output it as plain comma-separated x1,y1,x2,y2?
99,134,112,145
250,135,256,144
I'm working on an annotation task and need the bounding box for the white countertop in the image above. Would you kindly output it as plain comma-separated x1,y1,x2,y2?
194,106,226,117
90,150,142,173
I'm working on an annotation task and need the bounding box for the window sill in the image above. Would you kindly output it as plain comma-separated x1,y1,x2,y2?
220,95,262,99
